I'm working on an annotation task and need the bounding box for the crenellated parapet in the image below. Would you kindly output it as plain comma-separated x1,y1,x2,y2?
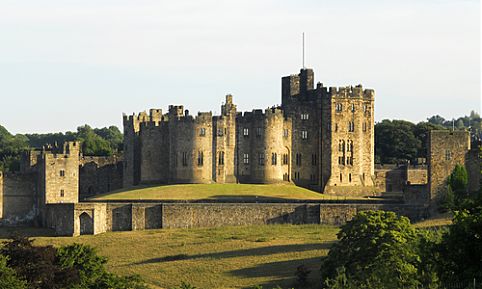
328,85,374,99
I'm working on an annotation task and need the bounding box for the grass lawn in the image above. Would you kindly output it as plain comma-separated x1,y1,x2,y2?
1,225,339,289
90,183,366,202
0,217,452,289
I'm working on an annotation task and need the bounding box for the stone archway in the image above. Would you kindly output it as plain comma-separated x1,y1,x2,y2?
79,212,94,235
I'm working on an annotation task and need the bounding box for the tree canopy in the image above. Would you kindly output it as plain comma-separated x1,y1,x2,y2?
0,124,123,171
321,210,424,289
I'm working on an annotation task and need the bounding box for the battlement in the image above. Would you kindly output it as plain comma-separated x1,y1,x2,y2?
41,141,80,155
328,85,374,99
238,106,286,120
196,112,213,122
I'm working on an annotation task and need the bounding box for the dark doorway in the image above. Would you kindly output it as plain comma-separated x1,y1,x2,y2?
79,212,94,235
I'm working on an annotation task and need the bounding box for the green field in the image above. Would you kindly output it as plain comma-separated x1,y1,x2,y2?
0,216,450,289
1,225,339,289
90,183,366,202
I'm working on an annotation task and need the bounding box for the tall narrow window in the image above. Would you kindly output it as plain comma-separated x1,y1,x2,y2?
199,128,206,136
256,127,262,137
348,121,355,132
182,152,188,166
349,173,352,182
197,151,204,166
445,150,452,161
59,170,65,177
339,173,343,182
311,154,317,166
258,153,265,166
301,113,309,120
350,103,355,112
218,151,225,165
301,130,308,139
60,189,65,197
271,153,277,165
296,153,302,166
282,154,289,165
283,129,289,138
243,128,249,136
243,153,249,164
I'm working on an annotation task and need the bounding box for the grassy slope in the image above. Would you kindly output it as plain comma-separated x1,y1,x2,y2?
0,218,451,289
90,183,365,201
1,225,339,289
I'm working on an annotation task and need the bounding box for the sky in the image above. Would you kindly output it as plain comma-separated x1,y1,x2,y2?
0,0,480,134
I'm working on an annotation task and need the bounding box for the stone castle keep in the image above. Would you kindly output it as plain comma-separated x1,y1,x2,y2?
0,68,479,236
123,68,375,194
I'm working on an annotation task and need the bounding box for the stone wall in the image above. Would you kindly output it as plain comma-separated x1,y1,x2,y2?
79,156,123,199
45,202,428,236
0,172,37,225
41,142,80,204
428,130,471,203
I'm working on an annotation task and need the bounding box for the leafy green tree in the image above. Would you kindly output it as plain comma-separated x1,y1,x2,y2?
321,210,424,289
375,120,421,163
437,200,482,285
427,115,446,126
77,125,113,156
0,237,79,288
57,243,107,288
0,125,29,171
0,255,27,289
93,126,123,152
448,164,468,195
413,122,446,159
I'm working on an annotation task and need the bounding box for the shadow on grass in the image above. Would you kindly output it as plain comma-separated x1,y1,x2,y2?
0,227,57,239
232,256,323,289
134,242,333,265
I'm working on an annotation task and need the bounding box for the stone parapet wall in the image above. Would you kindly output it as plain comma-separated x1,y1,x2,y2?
0,172,38,225
46,202,428,236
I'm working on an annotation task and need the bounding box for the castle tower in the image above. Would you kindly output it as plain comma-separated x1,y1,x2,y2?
427,130,471,204
322,86,375,194
122,111,151,187
39,141,80,204
139,109,170,184
281,68,322,190
213,95,237,183
168,106,214,184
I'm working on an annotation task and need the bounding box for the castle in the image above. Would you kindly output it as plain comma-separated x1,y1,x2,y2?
0,68,479,236
123,68,375,194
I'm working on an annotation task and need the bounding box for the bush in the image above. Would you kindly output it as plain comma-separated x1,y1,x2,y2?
321,210,426,289
0,237,147,289
0,255,27,289
294,264,311,286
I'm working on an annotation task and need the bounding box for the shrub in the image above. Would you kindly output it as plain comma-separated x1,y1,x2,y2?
294,264,311,286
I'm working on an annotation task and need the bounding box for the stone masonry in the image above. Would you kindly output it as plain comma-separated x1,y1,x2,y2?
123,68,376,194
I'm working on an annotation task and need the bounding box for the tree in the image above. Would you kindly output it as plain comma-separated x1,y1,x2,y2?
375,120,421,163
77,125,113,156
57,243,107,287
413,122,446,159
448,164,468,200
0,237,79,288
437,199,482,285
321,211,424,289
0,125,29,171
0,255,27,289
427,115,446,126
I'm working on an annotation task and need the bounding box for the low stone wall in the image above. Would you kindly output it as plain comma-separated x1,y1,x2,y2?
0,172,38,225
46,202,429,236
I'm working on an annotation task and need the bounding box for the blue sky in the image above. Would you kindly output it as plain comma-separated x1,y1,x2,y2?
0,0,480,134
